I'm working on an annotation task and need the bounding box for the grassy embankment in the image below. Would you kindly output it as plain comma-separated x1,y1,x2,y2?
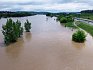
57,14,93,36
75,21,93,36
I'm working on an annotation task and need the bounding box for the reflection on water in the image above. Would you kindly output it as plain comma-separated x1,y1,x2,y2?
72,41,86,49
24,32,32,41
0,15,93,70
5,38,24,58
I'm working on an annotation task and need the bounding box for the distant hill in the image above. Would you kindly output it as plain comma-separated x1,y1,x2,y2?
0,11,36,18
0,11,15,13
81,10,93,13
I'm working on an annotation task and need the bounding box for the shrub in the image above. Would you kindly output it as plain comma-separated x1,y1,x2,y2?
72,30,86,43
24,20,31,32
2,19,23,45
60,17,67,23
66,16,74,22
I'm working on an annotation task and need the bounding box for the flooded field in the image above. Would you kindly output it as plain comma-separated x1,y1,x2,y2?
0,15,93,70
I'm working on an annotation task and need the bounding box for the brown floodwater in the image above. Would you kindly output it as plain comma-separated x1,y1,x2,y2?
0,15,93,70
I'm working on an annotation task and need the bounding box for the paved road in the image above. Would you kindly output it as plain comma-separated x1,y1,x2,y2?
74,17,93,25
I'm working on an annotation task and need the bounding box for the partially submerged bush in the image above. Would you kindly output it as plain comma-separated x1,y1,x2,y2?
16,20,23,37
72,30,86,43
24,19,31,32
2,19,23,45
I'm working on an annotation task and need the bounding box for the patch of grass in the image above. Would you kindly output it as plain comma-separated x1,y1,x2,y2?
76,13,93,20
80,16,93,20
76,21,93,36
65,22,77,29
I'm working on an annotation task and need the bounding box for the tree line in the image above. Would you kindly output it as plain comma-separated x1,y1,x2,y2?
0,11,36,18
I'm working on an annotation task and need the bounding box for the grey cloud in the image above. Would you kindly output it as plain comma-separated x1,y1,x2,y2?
50,0,93,6
0,0,93,12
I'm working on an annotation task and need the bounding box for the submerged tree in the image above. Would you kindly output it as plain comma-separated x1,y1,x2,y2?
2,19,23,45
72,30,86,43
16,20,23,37
24,19,31,32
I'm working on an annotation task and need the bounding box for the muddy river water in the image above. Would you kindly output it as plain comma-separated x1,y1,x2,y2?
0,15,93,70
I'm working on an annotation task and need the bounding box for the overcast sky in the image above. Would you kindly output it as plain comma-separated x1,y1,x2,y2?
0,0,93,12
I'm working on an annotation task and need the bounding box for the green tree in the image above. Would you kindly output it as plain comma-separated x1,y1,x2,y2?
24,20,31,32
16,20,23,37
2,19,23,45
